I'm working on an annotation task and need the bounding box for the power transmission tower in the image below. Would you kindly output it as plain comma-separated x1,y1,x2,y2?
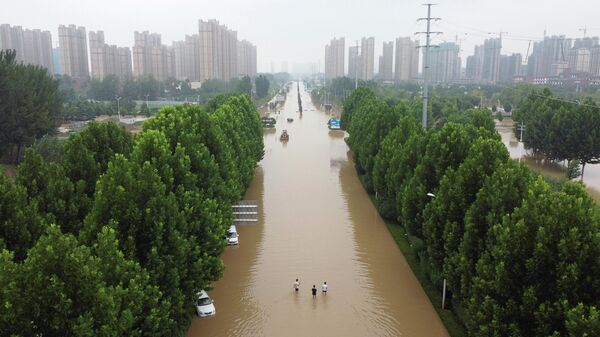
416,3,441,129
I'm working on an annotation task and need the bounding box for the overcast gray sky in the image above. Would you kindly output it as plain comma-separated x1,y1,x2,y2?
2,0,596,73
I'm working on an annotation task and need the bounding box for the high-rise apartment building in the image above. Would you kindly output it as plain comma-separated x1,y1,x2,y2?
58,24,89,78
348,45,360,79
527,36,572,78
0,24,53,73
498,53,522,83
324,37,345,79
394,37,419,81
198,19,238,81
465,45,484,81
428,42,460,83
89,31,132,79
238,39,257,77
132,31,172,81
0,24,25,62
171,40,187,80
482,38,502,83
360,37,375,81
379,41,393,81
569,48,591,73
590,46,600,76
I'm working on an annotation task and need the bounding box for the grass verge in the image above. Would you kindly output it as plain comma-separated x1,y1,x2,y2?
367,194,467,337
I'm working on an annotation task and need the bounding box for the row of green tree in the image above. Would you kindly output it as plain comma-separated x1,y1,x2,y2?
83,74,271,103
513,88,600,179
343,88,599,336
0,93,264,336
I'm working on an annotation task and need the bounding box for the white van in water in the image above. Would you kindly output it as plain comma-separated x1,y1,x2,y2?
226,225,239,245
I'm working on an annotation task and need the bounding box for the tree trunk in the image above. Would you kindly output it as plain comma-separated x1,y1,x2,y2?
581,162,586,182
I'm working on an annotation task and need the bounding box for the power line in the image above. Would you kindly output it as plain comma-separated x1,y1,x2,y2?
529,93,600,109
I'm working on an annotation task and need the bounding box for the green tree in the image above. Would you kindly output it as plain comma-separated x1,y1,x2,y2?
255,74,270,98
63,121,133,197
4,225,170,337
237,75,252,96
0,50,62,163
0,174,45,260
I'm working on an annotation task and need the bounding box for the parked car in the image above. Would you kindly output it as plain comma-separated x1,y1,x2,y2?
196,290,216,317
226,225,239,245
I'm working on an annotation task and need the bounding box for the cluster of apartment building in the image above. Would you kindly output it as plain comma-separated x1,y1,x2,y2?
324,34,600,87
0,24,54,72
324,36,420,82
0,20,257,83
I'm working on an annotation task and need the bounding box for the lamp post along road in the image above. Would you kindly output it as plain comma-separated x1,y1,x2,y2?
426,191,447,309
115,95,121,122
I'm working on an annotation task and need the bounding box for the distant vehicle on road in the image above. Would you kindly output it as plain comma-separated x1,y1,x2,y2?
287,117,294,122
280,129,289,141
226,225,239,245
196,290,216,317
328,118,341,130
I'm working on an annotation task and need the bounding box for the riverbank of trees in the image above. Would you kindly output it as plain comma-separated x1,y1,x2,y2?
0,94,264,336
343,88,599,336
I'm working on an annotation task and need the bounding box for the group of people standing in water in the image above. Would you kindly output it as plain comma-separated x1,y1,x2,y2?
293,278,327,297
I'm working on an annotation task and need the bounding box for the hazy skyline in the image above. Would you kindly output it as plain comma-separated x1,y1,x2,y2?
2,0,597,73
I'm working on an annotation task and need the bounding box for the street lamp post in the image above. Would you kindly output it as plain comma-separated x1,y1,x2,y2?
115,95,121,122
426,192,447,309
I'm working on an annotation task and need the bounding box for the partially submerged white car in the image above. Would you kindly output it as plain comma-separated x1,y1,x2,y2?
226,225,239,245
196,290,216,317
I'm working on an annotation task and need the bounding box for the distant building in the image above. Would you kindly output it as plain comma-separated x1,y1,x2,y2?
465,45,484,81
52,47,61,75
569,48,591,73
89,31,132,79
360,37,375,80
482,38,502,84
198,19,239,81
394,37,419,81
590,46,600,76
0,24,53,73
132,31,172,81
499,53,522,83
379,41,393,81
324,37,345,79
238,39,257,77
527,36,572,78
58,24,89,78
428,42,460,83
348,45,360,79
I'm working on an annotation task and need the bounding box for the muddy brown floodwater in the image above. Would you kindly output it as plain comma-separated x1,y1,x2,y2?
186,82,449,337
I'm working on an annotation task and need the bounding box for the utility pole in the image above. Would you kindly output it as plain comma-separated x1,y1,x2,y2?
518,122,526,163
115,95,121,122
579,26,588,38
416,4,441,129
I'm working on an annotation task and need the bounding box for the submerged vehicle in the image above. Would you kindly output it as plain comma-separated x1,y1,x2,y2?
261,117,276,128
196,290,216,317
226,225,239,245
328,118,341,130
280,129,289,141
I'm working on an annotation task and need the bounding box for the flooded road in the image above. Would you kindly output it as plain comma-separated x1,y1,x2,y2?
187,82,449,337
497,119,600,201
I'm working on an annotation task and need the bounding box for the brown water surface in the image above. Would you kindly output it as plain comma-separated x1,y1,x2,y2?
186,82,449,337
